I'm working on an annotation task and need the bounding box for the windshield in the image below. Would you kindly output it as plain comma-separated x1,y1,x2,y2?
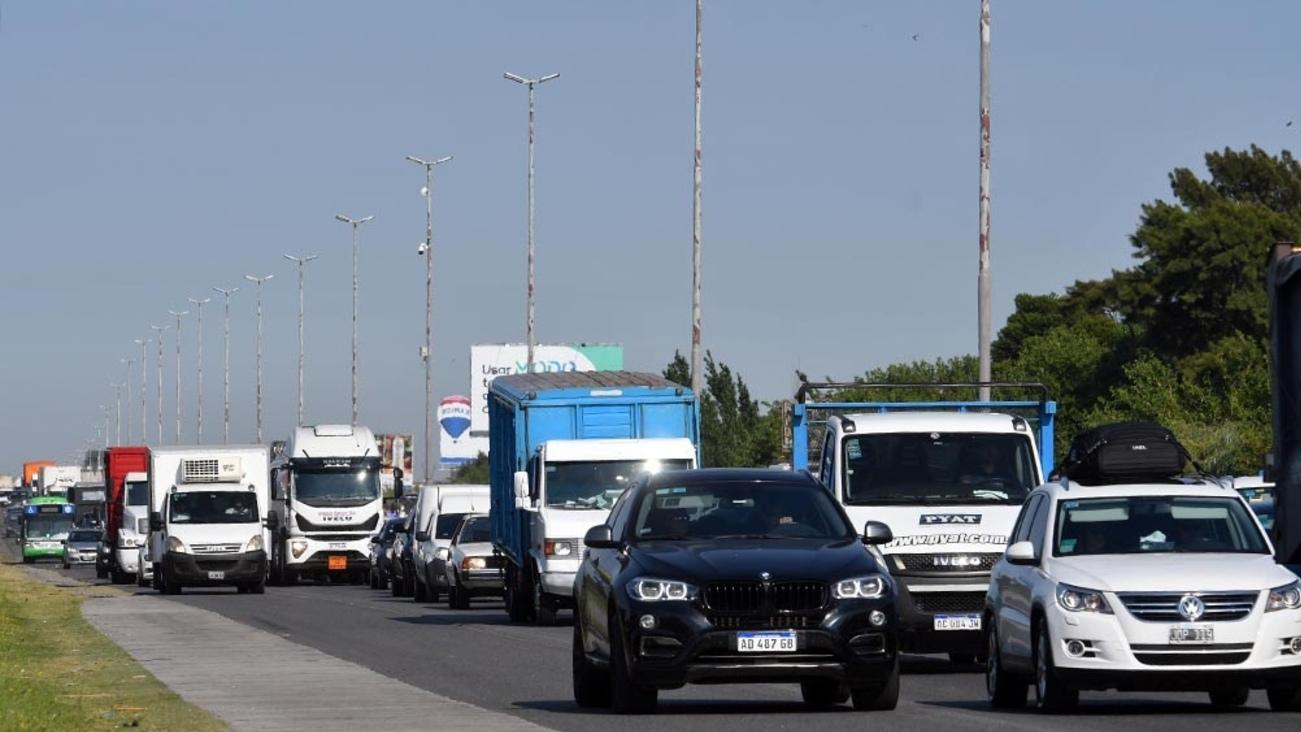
546,459,693,510
68,530,100,542
25,515,73,540
294,468,380,507
633,480,854,542
1054,496,1269,556
126,481,149,506
457,516,491,544
168,491,259,524
436,512,468,540
842,432,1037,506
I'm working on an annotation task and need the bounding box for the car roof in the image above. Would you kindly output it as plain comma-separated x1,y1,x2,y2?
1035,479,1239,501
832,411,1028,434
644,468,816,488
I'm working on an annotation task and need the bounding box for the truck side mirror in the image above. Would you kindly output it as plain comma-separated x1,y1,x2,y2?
393,468,405,499
862,520,893,545
513,471,530,509
149,512,163,532
265,512,279,531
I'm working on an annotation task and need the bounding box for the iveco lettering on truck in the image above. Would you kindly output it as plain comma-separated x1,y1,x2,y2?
145,446,271,594
791,382,1055,662
490,372,700,625
269,425,385,584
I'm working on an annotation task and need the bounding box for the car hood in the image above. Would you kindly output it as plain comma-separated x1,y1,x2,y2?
67,541,99,550
1052,553,1297,593
454,541,495,558
629,538,881,583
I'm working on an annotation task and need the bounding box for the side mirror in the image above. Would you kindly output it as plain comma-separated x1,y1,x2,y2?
265,512,280,531
513,471,531,509
149,512,163,532
584,525,619,549
393,468,405,499
1006,540,1038,565
862,520,893,545
415,531,429,543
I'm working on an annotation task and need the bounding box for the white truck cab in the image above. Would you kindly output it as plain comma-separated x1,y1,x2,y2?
113,471,149,575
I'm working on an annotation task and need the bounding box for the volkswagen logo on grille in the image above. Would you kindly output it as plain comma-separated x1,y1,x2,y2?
1178,594,1205,622
759,571,771,581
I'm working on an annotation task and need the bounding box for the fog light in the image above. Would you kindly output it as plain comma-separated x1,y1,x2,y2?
869,610,887,627
1065,640,1086,657
639,614,657,630
1291,637,1301,654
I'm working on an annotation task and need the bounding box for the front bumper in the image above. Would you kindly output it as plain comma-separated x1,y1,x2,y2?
63,551,97,564
617,598,898,689
163,550,267,585
114,548,141,573
286,535,372,573
892,573,990,653
23,543,63,559
457,566,506,593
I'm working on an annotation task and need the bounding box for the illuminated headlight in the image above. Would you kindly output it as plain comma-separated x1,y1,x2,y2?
833,575,889,600
462,556,487,570
544,540,576,557
290,540,309,559
166,536,189,554
626,577,697,602
246,534,264,553
1267,581,1301,612
1056,584,1112,613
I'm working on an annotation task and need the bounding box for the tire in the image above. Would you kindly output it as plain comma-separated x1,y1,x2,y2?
610,615,657,714
572,615,612,708
96,562,108,580
986,625,1028,709
450,578,471,610
237,585,249,594
505,564,531,623
110,569,128,585
161,571,182,595
1209,688,1250,707
390,570,402,597
1267,687,1301,711
250,578,266,595
949,653,977,665
1032,618,1078,713
532,563,558,626
22,556,33,564
62,561,70,570
137,570,148,588
414,574,428,602
850,656,900,711
800,679,849,708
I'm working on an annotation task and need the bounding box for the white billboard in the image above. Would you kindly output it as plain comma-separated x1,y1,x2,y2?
468,343,624,434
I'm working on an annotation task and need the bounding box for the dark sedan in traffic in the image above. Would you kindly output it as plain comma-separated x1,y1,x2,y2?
572,468,899,714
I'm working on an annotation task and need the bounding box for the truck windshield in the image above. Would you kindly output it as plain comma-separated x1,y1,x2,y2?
168,492,259,524
126,482,149,506
293,468,380,507
25,516,73,540
1054,496,1268,556
841,432,1037,506
545,459,693,510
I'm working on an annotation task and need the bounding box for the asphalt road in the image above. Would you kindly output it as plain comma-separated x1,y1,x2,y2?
20,556,1296,732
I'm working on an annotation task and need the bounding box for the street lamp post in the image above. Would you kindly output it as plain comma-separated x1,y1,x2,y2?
406,154,452,482
101,404,110,449
134,338,147,443
150,325,168,443
334,214,373,426
690,0,704,399
113,382,123,446
503,70,559,370
121,358,134,443
283,254,318,427
168,309,189,444
188,297,210,443
244,274,274,443
212,287,239,443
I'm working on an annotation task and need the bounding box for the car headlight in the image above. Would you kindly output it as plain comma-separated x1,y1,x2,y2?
1056,583,1112,613
626,577,698,602
833,575,889,600
436,547,450,560
166,536,189,554
290,540,308,559
462,556,487,570
246,534,264,553
544,540,576,557
1267,580,1301,612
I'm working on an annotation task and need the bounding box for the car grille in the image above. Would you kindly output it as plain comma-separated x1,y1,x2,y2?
190,544,242,554
893,553,1002,573
910,592,986,614
708,614,815,630
704,581,827,614
1131,644,1253,666
1117,592,1259,622
295,514,379,533
193,559,239,572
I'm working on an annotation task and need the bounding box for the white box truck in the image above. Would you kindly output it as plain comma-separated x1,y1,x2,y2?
145,445,271,594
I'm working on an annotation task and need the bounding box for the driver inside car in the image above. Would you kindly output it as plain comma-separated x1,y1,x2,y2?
958,442,1014,486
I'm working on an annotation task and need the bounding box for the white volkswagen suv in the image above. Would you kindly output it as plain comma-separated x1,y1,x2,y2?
985,478,1301,712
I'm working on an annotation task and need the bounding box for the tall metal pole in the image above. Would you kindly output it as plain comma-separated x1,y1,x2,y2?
101,405,110,449
334,215,372,426
504,71,559,370
213,287,239,443
283,254,318,427
690,0,704,399
977,0,993,402
188,297,210,442
150,325,167,443
407,154,453,483
113,383,122,446
135,338,147,443
244,275,273,443
168,309,188,444
121,358,134,443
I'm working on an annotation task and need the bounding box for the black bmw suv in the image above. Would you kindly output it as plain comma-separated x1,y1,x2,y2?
573,468,899,713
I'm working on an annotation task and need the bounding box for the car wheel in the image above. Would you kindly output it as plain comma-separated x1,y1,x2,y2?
1032,618,1078,713
250,578,266,595
533,563,557,626
850,656,899,711
610,615,657,714
390,570,402,597
1267,687,1301,711
237,584,249,594
369,569,380,590
572,613,612,708
986,624,1028,708
800,679,849,708
451,578,471,610
1209,688,1250,707
414,575,427,602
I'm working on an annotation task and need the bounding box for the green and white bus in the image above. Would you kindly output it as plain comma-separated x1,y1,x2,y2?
20,496,75,563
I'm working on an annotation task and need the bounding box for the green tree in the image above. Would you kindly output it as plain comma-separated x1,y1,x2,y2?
448,453,489,484
664,351,783,468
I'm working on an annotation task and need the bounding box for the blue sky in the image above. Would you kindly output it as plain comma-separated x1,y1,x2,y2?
2,1,1298,475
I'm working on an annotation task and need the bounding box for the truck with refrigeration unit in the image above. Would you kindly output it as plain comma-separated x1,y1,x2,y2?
489,371,700,624
790,381,1055,662
23,460,55,490
37,465,80,495
97,446,151,582
268,424,387,585
144,445,271,594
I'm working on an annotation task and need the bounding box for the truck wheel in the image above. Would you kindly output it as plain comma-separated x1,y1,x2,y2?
96,564,108,580
505,564,531,623
110,569,127,585
161,571,182,595
532,565,557,626
268,551,283,586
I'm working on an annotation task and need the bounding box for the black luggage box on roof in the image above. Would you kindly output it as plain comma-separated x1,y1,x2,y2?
1053,421,1187,485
